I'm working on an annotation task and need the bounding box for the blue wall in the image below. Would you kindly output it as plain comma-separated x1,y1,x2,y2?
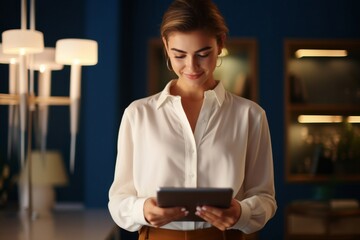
1,0,360,239
83,0,121,208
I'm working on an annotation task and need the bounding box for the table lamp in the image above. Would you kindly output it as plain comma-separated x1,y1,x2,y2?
19,150,68,216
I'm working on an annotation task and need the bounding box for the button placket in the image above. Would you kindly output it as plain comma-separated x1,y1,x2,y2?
173,97,198,188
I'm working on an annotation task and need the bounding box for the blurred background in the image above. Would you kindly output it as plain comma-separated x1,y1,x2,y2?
1,0,360,239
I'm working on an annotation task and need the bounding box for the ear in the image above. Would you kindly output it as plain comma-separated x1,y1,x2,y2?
162,37,169,55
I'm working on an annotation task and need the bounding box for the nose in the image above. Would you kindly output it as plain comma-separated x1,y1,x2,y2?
186,56,199,71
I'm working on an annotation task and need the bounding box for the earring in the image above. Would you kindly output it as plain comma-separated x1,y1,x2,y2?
216,57,223,67
166,58,173,71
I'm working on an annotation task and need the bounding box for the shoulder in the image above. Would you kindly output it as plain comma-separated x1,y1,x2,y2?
124,93,161,116
225,92,265,114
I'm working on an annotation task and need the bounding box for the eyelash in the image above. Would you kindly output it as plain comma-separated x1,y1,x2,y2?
174,53,210,59
198,53,210,58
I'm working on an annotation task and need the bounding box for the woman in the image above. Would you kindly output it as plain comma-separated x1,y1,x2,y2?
108,0,277,239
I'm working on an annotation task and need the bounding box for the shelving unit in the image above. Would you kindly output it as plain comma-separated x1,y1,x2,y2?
285,200,360,239
284,39,360,182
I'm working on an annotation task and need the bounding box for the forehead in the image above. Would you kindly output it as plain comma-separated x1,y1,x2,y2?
167,30,218,51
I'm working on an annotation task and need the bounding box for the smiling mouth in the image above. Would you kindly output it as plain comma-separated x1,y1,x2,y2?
184,72,203,80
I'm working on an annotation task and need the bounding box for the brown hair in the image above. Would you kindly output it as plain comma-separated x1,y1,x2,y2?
160,0,228,45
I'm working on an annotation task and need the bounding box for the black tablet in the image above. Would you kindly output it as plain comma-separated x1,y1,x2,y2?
157,187,233,221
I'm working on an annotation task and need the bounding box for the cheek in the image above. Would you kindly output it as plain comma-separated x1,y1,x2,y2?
202,57,217,70
170,59,184,71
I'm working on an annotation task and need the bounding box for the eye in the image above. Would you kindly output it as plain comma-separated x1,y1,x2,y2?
197,52,210,58
174,55,186,59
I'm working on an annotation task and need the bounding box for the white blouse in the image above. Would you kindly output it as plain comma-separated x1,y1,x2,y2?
108,80,277,234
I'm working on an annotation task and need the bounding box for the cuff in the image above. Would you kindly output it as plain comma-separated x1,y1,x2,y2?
132,197,150,226
230,200,251,231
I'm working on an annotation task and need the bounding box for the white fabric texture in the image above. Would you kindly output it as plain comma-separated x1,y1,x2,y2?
108,80,277,233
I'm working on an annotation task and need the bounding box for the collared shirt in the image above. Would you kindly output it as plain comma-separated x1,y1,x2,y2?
108,80,277,234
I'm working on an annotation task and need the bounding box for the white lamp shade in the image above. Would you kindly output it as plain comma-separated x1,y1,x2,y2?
0,43,18,63
20,151,68,186
2,29,44,55
55,39,98,66
30,47,63,71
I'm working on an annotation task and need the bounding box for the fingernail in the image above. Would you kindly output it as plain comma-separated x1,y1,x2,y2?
181,208,187,212
196,206,202,211
201,206,207,211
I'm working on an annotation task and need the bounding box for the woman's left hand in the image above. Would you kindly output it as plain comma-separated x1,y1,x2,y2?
195,198,241,231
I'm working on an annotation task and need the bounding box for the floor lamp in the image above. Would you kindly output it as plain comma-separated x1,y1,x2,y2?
0,0,98,218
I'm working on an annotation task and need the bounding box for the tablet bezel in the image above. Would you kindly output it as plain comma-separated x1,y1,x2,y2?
156,187,233,221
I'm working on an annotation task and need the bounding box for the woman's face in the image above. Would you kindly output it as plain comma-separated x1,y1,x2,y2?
163,30,222,89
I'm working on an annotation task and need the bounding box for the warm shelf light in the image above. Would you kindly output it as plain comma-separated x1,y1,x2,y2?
298,115,343,123
295,49,348,58
347,116,360,123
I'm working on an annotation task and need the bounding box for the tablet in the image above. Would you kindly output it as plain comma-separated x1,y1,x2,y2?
157,187,233,221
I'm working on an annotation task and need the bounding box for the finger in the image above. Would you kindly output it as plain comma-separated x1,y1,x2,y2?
148,207,188,227
200,200,241,222
195,207,218,223
196,206,226,220
195,207,232,230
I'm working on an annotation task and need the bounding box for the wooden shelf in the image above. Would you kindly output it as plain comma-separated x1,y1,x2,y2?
287,174,360,183
289,104,360,114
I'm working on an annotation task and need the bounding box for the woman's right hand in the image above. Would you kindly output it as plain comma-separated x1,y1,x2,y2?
143,197,188,227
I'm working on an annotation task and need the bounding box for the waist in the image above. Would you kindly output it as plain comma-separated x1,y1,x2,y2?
139,226,245,240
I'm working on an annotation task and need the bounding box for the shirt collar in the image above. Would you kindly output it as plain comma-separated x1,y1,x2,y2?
206,80,225,107
156,80,176,109
156,80,226,109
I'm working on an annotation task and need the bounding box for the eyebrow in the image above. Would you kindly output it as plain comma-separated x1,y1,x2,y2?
170,46,212,54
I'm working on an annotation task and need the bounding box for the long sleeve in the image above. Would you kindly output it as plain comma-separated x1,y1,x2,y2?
108,108,149,231
232,110,277,233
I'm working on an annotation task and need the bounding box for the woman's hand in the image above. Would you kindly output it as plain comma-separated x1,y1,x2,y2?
195,198,241,231
143,197,188,227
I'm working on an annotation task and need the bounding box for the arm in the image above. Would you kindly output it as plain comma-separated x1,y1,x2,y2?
108,108,188,231
108,109,148,231
234,110,277,233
